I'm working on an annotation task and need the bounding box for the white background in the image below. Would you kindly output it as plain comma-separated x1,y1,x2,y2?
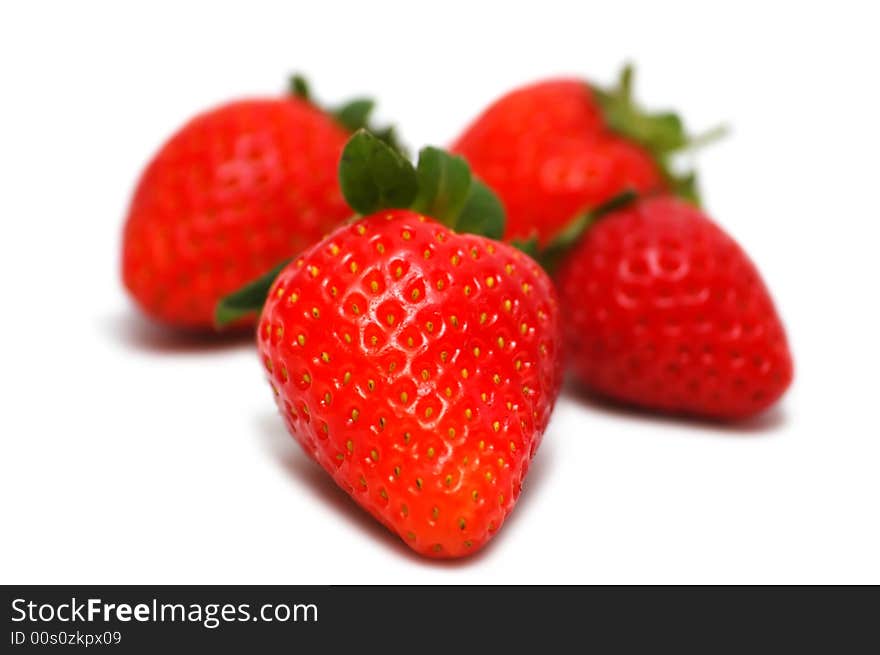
1,1,878,584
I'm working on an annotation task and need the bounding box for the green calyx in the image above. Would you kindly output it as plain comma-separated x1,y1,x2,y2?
339,129,505,239
289,74,405,155
215,130,507,328
592,64,726,206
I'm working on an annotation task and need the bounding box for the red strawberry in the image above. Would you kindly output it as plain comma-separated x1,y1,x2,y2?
555,196,793,420
220,132,563,557
452,66,712,245
122,76,399,330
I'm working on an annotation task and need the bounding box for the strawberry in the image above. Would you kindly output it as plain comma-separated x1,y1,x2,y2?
121,76,400,330
219,131,563,557
452,65,715,245
555,195,793,420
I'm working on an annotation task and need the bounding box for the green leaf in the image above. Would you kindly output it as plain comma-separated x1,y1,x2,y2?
592,64,722,206
455,179,505,240
289,74,310,100
339,129,418,215
411,147,472,225
333,98,375,132
214,259,291,328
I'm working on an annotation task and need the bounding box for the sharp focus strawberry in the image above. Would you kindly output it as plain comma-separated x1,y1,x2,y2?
219,132,563,557
452,65,715,245
555,195,793,420
122,76,400,330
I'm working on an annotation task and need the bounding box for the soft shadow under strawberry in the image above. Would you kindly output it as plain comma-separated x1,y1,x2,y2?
565,379,788,436
102,313,254,355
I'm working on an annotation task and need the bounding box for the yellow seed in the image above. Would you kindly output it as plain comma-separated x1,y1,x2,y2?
370,449,379,461
357,224,366,235
311,307,319,319
370,335,378,346
343,333,351,344
302,373,311,384
509,441,517,451
427,447,435,458
493,421,501,432
436,280,445,290
480,312,487,324
486,277,495,288
432,507,440,520
507,401,513,410
276,287,285,298
402,230,411,240
376,243,385,254
471,490,479,501
478,440,485,450
497,458,504,467
520,322,528,335
343,371,351,384
323,392,331,405
461,369,469,379
346,440,353,453
386,314,395,326
370,280,379,293
416,477,423,489
321,422,328,435
451,254,460,266
493,373,501,384
400,391,409,403
407,337,414,347
522,283,531,294
423,249,431,259
349,261,358,273
421,369,429,381
465,408,473,420
352,303,360,315
367,379,375,391
288,292,299,304
404,432,412,443
470,247,478,259
448,428,456,438
484,471,492,481
445,475,453,486
411,288,420,300
445,387,452,398
380,489,388,500
351,408,359,421
464,286,471,296
440,351,448,362
473,347,480,357
424,407,433,418
505,264,514,275
329,244,339,255
309,265,319,278
395,266,403,278
458,518,466,530
330,286,338,297
497,337,505,348
336,453,344,461
515,360,522,370
487,244,495,254
503,299,512,312
451,315,459,328
480,392,487,402
378,417,386,429
321,352,330,363
394,466,401,477
498,494,505,505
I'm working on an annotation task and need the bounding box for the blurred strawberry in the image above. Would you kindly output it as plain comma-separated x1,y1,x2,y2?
555,196,793,419
121,76,401,330
452,66,717,245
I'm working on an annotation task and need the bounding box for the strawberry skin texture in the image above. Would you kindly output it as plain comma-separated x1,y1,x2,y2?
452,79,664,245
556,196,793,420
258,210,562,557
122,98,351,329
